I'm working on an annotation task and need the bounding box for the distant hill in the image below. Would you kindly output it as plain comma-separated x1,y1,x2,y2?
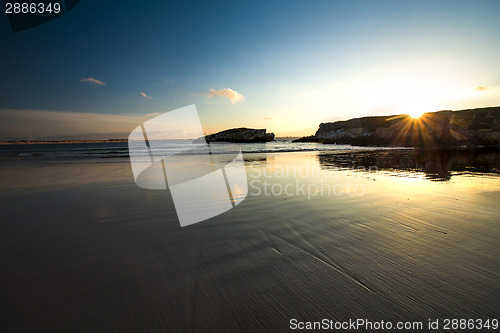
294,106,500,147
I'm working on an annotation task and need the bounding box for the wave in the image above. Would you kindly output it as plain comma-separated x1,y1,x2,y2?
0,140,398,161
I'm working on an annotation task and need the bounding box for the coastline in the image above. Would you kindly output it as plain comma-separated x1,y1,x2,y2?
0,139,128,145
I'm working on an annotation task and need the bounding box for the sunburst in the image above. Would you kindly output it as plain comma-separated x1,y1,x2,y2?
409,111,424,119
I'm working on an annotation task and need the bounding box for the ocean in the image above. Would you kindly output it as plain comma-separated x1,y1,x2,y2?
0,140,392,161
1,140,498,182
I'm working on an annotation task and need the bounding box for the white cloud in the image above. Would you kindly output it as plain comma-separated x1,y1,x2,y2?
80,77,106,86
140,92,152,99
208,88,245,104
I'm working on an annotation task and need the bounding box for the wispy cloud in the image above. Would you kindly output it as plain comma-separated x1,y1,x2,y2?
0,108,146,140
474,86,500,92
0,109,208,141
264,116,273,121
140,92,152,99
208,88,245,104
475,86,491,92
80,77,106,86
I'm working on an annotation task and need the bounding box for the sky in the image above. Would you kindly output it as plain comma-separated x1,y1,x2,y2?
1,0,499,140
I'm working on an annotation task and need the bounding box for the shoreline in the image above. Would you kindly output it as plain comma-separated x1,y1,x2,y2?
2,138,499,152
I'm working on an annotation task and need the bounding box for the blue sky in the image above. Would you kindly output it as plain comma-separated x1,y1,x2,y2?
1,0,499,139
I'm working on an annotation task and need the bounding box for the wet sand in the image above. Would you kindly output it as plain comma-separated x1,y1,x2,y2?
0,152,499,332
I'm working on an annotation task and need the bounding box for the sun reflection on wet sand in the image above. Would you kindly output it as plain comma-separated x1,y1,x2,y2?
0,151,499,331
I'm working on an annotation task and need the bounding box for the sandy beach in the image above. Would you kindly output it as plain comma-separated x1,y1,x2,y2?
0,149,498,332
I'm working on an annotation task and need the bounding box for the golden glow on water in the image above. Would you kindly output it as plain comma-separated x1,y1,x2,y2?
246,151,500,197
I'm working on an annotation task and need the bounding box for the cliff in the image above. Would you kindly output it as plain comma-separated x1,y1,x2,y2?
194,128,275,143
294,106,500,147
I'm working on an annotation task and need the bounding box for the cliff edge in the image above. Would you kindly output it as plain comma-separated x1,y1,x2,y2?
294,106,500,147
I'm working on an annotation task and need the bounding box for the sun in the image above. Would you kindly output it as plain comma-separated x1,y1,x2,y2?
409,111,424,119
402,101,435,119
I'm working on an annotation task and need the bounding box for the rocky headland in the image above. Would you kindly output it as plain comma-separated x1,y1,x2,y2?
294,106,500,147
194,128,275,143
